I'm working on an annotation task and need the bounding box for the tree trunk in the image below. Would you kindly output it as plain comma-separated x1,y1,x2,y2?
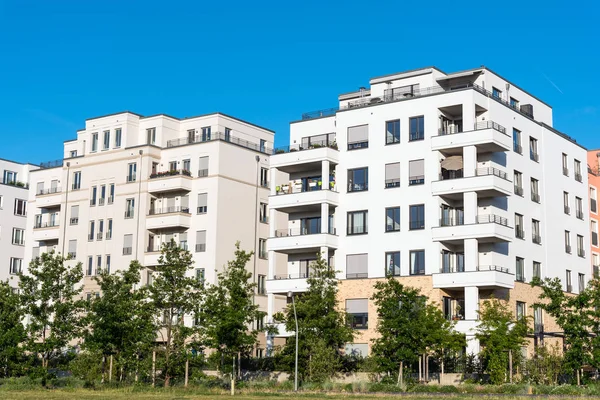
101,356,106,383
164,318,172,387
231,354,235,396
184,355,189,388
397,361,403,386
152,350,156,387
109,355,113,383
237,351,241,380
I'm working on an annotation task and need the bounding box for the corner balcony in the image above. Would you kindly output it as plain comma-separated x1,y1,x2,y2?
268,227,338,254
432,214,513,244
270,187,339,212
431,121,511,154
147,170,193,193
35,187,62,208
271,143,339,173
432,265,515,289
146,207,191,230
32,222,60,241
267,273,310,295
432,168,512,200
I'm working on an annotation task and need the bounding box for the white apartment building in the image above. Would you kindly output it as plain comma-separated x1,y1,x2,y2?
0,159,36,287
24,111,277,353
266,66,590,356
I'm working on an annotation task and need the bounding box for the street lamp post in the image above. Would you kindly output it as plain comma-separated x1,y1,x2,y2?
288,291,298,391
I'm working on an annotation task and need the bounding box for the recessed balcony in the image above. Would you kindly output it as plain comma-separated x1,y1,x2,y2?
432,167,512,199
32,222,60,241
432,214,513,244
268,227,338,253
432,265,515,289
431,121,511,154
270,187,339,212
146,207,191,230
266,273,310,295
270,146,339,173
147,170,193,193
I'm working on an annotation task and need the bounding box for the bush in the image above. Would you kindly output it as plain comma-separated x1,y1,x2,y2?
69,352,103,387
368,382,403,392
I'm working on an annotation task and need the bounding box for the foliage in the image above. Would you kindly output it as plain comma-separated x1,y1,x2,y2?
18,251,86,375
85,261,157,382
0,281,26,377
524,343,564,385
275,252,354,383
69,351,103,387
148,240,204,387
370,277,464,378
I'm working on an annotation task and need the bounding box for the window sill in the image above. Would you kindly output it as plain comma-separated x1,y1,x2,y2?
347,190,368,194
12,243,25,247
408,138,425,142
347,232,369,236
385,141,401,146
409,227,425,231
385,230,401,233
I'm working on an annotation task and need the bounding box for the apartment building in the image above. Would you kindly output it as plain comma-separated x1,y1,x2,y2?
0,159,36,287
266,66,590,356
24,111,277,354
588,150,600,277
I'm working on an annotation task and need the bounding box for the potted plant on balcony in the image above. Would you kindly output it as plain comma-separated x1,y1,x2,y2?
275,148,285,154
329,141,338,150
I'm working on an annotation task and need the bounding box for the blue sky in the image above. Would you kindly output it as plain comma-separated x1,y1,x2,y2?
1,0,599,164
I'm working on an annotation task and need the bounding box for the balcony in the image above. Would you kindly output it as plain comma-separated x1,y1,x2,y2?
147,170,193,193
267,274,310,295
432,167,512,199
270,146,339,172
432,214,512,244
146,207,191,230
270,187,339,212
431,121,511,154
35,189,62,208
432,265,514,289
32,222,60,241
268,227,338,253
166,131,272,155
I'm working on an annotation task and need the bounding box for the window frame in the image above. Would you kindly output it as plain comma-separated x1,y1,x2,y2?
385,119,401,145
347,210,368,235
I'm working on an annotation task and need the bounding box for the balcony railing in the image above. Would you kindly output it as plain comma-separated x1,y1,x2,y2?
476,167,509,180
409,175,425,185
563,167,569,176
70,217,79,225
39,159,64,169
579,249,586,258
440,217,464,227
514,186,524,196
124,210,134,219
347,141,369,150
37,187,61,195
516,228,525,239
476,265,510,273
473,120,507,135
274,272,309,280
514,144,523,154
301,107,338,120
146,245,161,253
126,174,136,183
477,214,509,226
123,247,132,255
275,182,336,195
346,272,368,279
531,193,541,203
148,206,191,216
273,139,338,154
576,210,584,220
34,221,59,229
166,131,273,154
198,169,209,178
530,151,539,162
275,226,336,237
385,179,400,188
149,169,192,179
195,243,206,252
575,172,583,182
197,206,208,214
516,272,525,282
440,264,465,273
532,234,542,244
564,206,570,214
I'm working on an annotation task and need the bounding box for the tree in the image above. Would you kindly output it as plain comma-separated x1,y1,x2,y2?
370,278,464,380
0,281,26,377
275,252,354,383
148,240,204,387
586,277,600,369
84,260,157,382
475,298,529,384
533,277,591,383
203,242,265,371
18,251,86,375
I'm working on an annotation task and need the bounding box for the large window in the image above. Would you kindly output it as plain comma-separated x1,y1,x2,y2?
577,234,585,257
347,125,369,150
514,170,523,195
574,159,582,182
115,128,122,148
14,199,27,216
257,275,266,295
408,159,425,185
347,210,368,235
197,193,208,214
103,130,110,150
386,251,400,276
530,137,539,161
12,228,24,245
576,197,584,219
347,168,368,192
409,250,425,275
532,219,541,244
592,187,598,213
592,220,599,247
127,163,137,183
409,204,425,230
579,273,585,293
565,230,571,253
409,116,424,141
91,132,98,152
125,198,135,218
564,191,570,214
196,230,207,252
385,163,400,188
72,171,81,190
346,254,368,279
566,270,572,292
516,301,526,320
533,261,541,279
562,153,569,176
513,128,522,154
9,258,22,275
147,127,156,145
386,119,400,144
385,207,400,232
516,257,525,282
346,299,368,329
530,178,540,203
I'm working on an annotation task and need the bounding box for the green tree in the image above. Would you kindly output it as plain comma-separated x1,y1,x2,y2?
148,240,204,387
370,278,464,380
475,298,529,384
586,277,600,369
84,260,157,382
533,277,591,383
18,251,86,374
275,253,354,383
0,281,26,377
203,242,265,371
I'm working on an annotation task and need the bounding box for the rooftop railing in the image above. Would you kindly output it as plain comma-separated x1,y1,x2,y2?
39,159,64,169
166,132,272,154
272,139,338,154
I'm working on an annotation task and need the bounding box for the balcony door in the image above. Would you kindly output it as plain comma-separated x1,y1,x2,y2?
301,217,321,235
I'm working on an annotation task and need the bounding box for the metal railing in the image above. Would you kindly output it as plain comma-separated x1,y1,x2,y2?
516,228,525,239
124,210,134,219
301,107,338,120
440,264,465,273
71,183,81,190
146,245,161,253
476,265,510,273
575,172,583,182
197,206,208,214
384,178,400,188
275,226,336,237
514,186,524,196
37,187,61,195
195,243,206,252
563,167,569,176
39,159,64,169
166,131,273,154
530,152,539,162
409,175,425,185
96,232,103,240
516,273,525,282
34,221,59,229
274,272,309,280
123,247,132,255
440,217,464,227
476,214,509,226
531,193,541,203
275,182,335,194
576,210,584,220
437,126,462,136
440,169,464,180
347,140,369,150
566,245,572,253
346,272,368,279
98,198,105,206
533,234,542,244
579,249,586,257
514,144,523,154
473,120,507,134
476,167,508,180
564,206,571,214
149,169,192,179
273,139,338,154
70,217,79,225
126,174,136,183
198,169,209,178
148,206,191,216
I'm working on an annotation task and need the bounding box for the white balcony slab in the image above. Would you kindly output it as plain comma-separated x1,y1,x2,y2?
35,192,62,208
268,233,338,253
271,147,339,172
431,127,512,154
144,252,161,266
432,175,512,198
432,270,515,289
147,175,193,193
146,213,191,230
266,277,309,295
432,222,513,244
32,226,60,242
269,189,339,211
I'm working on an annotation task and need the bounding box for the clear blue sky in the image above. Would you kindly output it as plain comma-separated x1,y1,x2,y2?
1,0,599,164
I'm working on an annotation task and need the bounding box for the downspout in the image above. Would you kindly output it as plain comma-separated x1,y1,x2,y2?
61,162,70,256
253,155,260,294
135,150,143,260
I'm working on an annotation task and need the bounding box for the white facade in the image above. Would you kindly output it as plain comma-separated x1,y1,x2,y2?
0,159,36,286
267,67,590,354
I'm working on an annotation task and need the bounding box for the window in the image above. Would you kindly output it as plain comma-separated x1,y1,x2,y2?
197,193,208,214
386,119,400,144
109,183,115,204
592,220,599,247
198,156,209,177
579,273,585,293
224,127,231,142
384,163,400,188
562,153,569,176
14,199,27,216
566,270,572,292
169,161,177,171
103,130,110,150
573,159,582,182
532,219,541,244
577,234,585,257
12,228,24,245
257,275,266,295
258,239,267,259
68,150,77,157
408,159,425,185
98,220,104,240
516,301,526,319
195,268,205,284
492,87,502,99
68,240,77,258
409,116,424,141
347,210,368,235
592,187,598,213
99,185,106,205
260,167,269,188
515,213,524,239
441,250,464,273
201,126,211,141
510,97,519,109
409,204,425,230
115,128,122,148
147,127,156,145
260,139,266,153
346,299,368,329
564,192,570,214
385,207,400,232
87,256,94,276
125,198,135,218
259,202,268,223
9,258,22,275
70,205,79,225
123,234,133,255
410,250,425,275
107,219,112,240
72,171,81,190
195,230,207,252
256,315,264,330
3,170,17,184
347,167,368,192
91,132,98,152
36,181,44,195
127,163,137,183
512,128,522,154
0,195,3,209
346,254,368,279
97,255,102,273
516,257,525,282
576,197,584,219
90,186,97,206
533,261,541,279
347,124,369,150
565,231,571,253
530,178,540,203
183,159,191,172
106,255,111,274
88,221,95,241
514,170,523,195
529,137,539,161
386,251,400,276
